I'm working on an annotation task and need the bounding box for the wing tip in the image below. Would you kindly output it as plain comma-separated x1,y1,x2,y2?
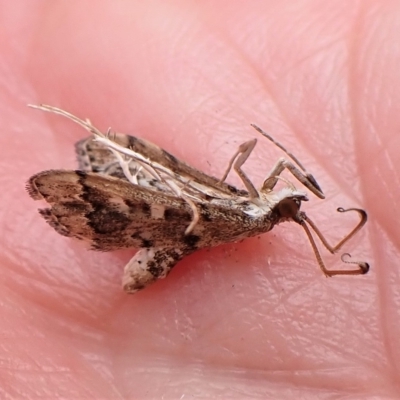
38,208,73,237
26,172,46,200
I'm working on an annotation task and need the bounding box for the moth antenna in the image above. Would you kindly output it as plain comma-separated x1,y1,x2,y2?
28,104,105,138
105,127,112,139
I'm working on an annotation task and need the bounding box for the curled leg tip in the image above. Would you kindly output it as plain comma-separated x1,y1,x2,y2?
358,262,370,274
336,207,368,222
339,253,370,275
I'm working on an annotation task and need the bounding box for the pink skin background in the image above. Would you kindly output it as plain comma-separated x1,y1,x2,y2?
1,1,400,398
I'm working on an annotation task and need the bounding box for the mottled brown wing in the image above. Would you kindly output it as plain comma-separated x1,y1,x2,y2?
27,170,196,251
76,134,135,179
75,134,172,194
27,170,253,252
76,133,248,197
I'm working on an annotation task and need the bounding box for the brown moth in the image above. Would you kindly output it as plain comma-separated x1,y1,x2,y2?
27,105,369,293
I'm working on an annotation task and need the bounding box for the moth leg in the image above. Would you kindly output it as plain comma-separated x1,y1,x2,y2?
122,246,193,293
261,157,324,199
219,139,259,198
159,178,200,234
181,195,200,234
250,124,324,199
260,158,324,199
297,208,369,276
303,207,368,253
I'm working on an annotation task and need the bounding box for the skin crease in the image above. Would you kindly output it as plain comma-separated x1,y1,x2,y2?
1,0,400,398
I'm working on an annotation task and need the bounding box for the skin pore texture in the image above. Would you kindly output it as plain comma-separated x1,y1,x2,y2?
2,1,400,398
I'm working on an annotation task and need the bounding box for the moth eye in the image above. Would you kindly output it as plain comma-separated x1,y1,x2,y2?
277,198,300,218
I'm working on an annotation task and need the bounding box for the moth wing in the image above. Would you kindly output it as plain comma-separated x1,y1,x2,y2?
76,134,146,179
27,170,197,251
76,134,178,194
76,133,248,198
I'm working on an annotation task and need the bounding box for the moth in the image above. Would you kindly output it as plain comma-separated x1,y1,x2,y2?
27,105,369,293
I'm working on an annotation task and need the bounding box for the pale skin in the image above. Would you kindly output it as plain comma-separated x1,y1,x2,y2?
2,1,400,399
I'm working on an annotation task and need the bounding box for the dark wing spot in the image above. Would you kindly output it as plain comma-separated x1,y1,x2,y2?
127,136,141,149
131,232,154,249
76,174,131,234
164,207,191,222
75,170,87,178
141,203,151,216
141,239,154,248
225,184,247,196
198,204,212,222
147,261,164,278
161,149,179,165
183,234,200,248
124,199,137,212
86,209,131,234
62,201,90,213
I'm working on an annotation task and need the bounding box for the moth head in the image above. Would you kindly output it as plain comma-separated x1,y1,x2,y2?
273,188,308,222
